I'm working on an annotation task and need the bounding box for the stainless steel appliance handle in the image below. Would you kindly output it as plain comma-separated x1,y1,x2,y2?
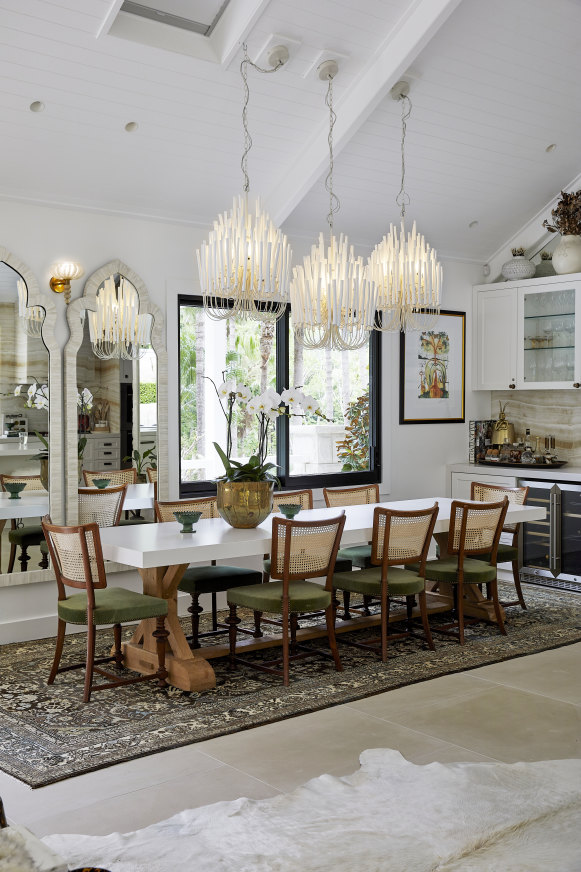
549,485,561,577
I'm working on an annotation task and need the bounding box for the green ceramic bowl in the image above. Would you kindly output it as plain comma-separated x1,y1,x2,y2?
4,482,26,499
173,511,202,533
276,503,301,519
92,478,111,489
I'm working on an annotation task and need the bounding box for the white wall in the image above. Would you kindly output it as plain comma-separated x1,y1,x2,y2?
0,200,491,640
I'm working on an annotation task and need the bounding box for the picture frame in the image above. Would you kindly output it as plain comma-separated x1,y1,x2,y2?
399,310,465,425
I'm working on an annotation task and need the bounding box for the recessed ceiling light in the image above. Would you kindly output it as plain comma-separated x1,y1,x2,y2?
124,121,139,132
29,101,45,113
545,143,557,153
469,220,479,229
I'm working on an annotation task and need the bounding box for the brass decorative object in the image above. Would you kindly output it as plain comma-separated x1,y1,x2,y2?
216,480,273,528
493,402,514,445
40,458,49,491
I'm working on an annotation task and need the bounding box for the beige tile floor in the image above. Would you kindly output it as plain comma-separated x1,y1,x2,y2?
3,640,580,840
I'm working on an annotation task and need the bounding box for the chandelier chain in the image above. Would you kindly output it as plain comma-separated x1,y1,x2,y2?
395,94,412,219
240,43,285,194
324,76,340,235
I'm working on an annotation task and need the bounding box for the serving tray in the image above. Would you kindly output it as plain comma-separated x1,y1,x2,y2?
476,460,567,469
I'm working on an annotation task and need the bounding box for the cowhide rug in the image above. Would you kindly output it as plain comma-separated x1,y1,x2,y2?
44,749,581,872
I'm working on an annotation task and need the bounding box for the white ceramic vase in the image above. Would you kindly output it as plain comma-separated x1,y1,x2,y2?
552,235,581,275
501,255,535,281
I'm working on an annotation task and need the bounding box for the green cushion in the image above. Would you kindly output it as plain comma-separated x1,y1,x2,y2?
473,543,519,564
8,525,44,547
178,564,262,597
119,517,152,526
263,556,352,576
337,545,372,569
228,580,331,613
333,566,425,597
40,540,48,554
423,557,497,585
58,586,168,625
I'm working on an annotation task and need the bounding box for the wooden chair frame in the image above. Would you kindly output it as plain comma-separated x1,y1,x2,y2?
470,481,529,609
42,518,168,703
228,512,347,686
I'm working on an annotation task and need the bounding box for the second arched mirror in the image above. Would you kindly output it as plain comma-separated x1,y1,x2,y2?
65,260,167,523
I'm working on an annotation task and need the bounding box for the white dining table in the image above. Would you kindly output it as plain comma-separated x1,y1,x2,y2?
98,497,546,693
0,491,48,520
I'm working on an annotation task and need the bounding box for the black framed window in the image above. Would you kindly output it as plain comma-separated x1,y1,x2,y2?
178,295,381,495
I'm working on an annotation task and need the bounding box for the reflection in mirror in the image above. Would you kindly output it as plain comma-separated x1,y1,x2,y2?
0,261,48,573
77,274,157,484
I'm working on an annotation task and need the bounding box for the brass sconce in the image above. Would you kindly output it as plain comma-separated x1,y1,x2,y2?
49,262,84,304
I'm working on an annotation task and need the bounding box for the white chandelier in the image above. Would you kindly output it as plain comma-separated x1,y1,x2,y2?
17,278,44,338
197,45,291,323
290,61,377,351
368,81,442,333
88,276,152,360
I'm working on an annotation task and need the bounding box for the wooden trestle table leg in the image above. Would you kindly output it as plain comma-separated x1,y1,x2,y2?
426,532,505,625
121,563,217,692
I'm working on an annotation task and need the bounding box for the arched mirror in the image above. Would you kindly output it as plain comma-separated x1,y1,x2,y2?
0,246,61,582
65,260,167,523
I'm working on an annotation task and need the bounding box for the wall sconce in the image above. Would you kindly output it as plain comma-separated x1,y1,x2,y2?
49,262,84,304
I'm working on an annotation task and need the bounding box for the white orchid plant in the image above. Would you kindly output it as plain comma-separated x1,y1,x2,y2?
209,377,325,483
77,387,94,417
14,381,49,411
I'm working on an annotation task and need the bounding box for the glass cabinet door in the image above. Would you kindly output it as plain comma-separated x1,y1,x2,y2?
520,284,578,387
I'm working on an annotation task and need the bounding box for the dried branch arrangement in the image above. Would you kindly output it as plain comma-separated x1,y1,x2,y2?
511,247,525,256
543,190,581,235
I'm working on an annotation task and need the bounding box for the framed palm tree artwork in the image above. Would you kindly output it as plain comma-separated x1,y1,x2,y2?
399,310,465,424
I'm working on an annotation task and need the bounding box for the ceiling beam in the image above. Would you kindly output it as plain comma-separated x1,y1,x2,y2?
266,0,464,227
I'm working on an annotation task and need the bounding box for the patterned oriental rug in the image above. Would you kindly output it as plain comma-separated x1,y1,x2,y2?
1,582,580,788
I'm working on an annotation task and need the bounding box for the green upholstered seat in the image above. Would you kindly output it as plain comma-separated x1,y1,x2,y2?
179,564,261,597
228,580,331,613
58,586,168,625
119,517,152,526
337,544,372,569
473,543,519,564
423,557,497,585
263,556,352,576
40,539,48,554
333,566,426,598
8,525,44,547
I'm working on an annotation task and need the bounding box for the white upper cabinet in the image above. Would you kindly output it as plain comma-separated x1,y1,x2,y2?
473,274,581,391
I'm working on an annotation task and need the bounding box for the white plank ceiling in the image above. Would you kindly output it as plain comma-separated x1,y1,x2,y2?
0,0,579,260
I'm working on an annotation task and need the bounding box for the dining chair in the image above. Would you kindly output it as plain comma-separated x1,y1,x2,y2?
0,474,48,572
323,483,380,618
78,484,127,527
421,497,509,644
332,504,439,662
154,497,262,648
146,466,158,500
470,481,529,609
226,512,346,686
42,517,169,703
83,468,148,525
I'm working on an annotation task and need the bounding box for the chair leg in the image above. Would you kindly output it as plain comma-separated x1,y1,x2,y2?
153,616,169,688
406,595,414,631
112,623,123,668
282,608,290,687
512,560,527,609
342,590,352,620
7,544,16,573
325,603,343,673
381,595,390,663
188,593,203,649
39,549,49,570
456,584,465,645
490,579,507,635
362,594,372,616
290,613,299,654
226,603,239,668
18,545,30,573
211,591,218,631
253,610,263,638
84,622,96,703
48,618,66,685
418,590,435,650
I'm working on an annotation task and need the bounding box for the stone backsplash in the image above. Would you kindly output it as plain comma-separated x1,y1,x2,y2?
492,390,581,463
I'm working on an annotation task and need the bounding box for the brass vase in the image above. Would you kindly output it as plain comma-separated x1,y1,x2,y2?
40,457,49,491
216,480,273,529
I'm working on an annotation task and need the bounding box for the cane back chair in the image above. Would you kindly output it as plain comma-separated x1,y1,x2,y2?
83,468,150,525
0,474,48,573
154,496,262,648
42,517,169,703
226,512,346,686
422,498,509,644
146,466,158,500
332,504,439,661
78,484,127,527
470,482,529,609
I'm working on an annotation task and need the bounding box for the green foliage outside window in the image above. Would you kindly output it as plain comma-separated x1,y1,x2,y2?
336,389,370,472
139,382,157,404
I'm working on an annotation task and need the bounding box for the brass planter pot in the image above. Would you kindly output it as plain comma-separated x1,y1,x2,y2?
40,457,49,492
216,480,273,529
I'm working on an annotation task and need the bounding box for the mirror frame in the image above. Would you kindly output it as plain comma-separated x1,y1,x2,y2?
64,259,168,523
0,245,63,586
